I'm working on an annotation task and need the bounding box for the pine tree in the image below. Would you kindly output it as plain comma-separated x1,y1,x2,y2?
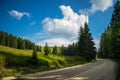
78,23,96,61
39,46,42,52
17,38,25,49
9,34,13,47
110,0,120,58
29,47,38,65
44,43,49,55
99,0,120,59
0,31,6,46
78,27,85,56
11,36,17,48
110,0,120,25
61,45,66,55
52,45,57,55
111,22,120,58
36,45,42,52
6,33,10,47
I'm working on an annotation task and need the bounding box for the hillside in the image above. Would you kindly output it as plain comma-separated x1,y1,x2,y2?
0,45,87,77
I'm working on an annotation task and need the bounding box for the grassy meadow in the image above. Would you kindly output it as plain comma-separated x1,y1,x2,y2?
0,45,87,77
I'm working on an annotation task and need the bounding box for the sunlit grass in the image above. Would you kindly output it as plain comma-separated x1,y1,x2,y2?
0,45,87,77
0,45,32,56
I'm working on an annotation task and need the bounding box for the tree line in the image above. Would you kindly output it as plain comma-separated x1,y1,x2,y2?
0,31,42,52
0,22,96,62
98,0,120,59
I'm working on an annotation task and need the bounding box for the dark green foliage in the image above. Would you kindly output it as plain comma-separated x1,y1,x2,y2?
36,45,42,52
29,47,38,65
10,36,17,48
0,52,30,67
0,31,6,46
65,43,78,56
6,33,10,47
99,23,120,58
99,0,120,59
0,31,39,51
78,23,96,61
61,23,96,61
78,27,85,56
110,0,120,25
44,43,50,55
109,22,120,58
17,38,25,49
61,45,67,55
52,45,57,55
99,30,110,58
39,46,42,52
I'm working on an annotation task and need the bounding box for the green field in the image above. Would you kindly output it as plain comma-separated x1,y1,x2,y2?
0,45,87,77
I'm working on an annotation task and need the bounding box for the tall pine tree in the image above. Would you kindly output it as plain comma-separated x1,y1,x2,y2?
78,23,96,61
44,43,50,55
111,0,120,25
99,0,120,58
52,45,57,55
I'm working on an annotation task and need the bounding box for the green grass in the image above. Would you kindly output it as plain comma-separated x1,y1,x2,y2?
0,45,33,56
0,45,87,77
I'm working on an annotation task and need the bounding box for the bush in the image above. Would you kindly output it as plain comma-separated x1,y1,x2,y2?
5,54,30,66
29,48,38,65
0,55,5,68
65,56,87,66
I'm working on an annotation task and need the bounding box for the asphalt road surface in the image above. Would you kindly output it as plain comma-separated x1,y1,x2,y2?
20,59,117,80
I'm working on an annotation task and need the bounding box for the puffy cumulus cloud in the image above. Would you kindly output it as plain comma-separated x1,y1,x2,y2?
9,10,30,20
37,38,74,47
80,0,113,14
42,5,88,39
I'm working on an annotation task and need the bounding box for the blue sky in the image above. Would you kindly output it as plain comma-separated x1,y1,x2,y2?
0,0,115,48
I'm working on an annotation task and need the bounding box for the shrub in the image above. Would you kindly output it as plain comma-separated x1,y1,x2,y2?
0,55,5,68
29,48,38,65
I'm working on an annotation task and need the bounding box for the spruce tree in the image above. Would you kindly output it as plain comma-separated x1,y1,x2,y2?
78,27,85,56
78,23,96,61
110,0,120,58
6,33,10,47
111,0,120,25
44,43,49,55
0,31,6,46
29,47,38,65
111,22,120,58
52,45,57,55
61,45,66,55
99,0,120,58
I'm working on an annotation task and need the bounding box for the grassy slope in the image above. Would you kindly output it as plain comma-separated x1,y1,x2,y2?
0,45,87,77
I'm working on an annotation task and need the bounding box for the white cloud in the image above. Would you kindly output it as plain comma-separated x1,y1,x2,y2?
80,0,113,14
42,5,88,39
9,10,30,20
37,38,73,47
89,0,113,13
93,39,100,50
37,3,110,48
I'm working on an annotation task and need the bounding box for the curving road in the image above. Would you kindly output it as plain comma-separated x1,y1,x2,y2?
18,59,118,80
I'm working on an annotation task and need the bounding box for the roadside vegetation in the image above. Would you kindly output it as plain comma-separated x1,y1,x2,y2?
98,0,120,79
0,45,87,77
